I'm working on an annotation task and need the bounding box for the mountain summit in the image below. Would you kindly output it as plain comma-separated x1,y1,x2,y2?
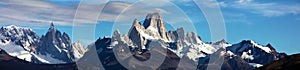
128,13,169,50
143,13,167,40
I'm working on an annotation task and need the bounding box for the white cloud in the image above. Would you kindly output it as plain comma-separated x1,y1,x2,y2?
221,0,300,16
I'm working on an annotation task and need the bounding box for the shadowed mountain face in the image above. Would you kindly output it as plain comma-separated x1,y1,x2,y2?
37,23,75,63
257,53,300,70
78,37,182,70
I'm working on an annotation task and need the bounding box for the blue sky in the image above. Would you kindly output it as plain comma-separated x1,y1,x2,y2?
0,0,299,55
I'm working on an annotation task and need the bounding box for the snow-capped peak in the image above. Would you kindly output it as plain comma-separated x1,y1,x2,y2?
0,25,40,63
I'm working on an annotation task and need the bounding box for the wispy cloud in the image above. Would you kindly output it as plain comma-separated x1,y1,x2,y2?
221,0,300,16
0,0,170,27
0,0,77,27
98,1,170,22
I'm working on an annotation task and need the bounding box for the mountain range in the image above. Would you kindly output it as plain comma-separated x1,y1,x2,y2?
0,23,86,64
0,13,293,70
78,13,288,70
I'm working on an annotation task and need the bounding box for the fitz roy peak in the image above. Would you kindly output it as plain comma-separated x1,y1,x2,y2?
0,23,86,64
128,13,168,50
127,13,216,60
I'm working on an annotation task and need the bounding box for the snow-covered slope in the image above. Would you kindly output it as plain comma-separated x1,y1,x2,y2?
0,41,32,62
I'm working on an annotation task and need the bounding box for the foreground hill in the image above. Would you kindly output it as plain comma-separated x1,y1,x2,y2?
257,53,300,70
0,49,77,70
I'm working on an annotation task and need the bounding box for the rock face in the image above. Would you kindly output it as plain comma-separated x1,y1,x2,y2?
127,13,170,50
128,19,145,49
0,23,86,64
143,13,167,40
129,13,168,43
79,36,183,70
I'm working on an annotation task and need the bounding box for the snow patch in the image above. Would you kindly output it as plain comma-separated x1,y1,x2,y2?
54,45,62,53
227,51,235,56
32,53,66,64
110,41,118,47
249,63,263,68
241,52,254,60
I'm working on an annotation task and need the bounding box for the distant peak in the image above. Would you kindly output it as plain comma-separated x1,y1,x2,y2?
215,39,227,44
